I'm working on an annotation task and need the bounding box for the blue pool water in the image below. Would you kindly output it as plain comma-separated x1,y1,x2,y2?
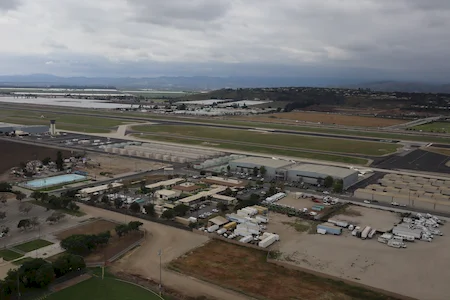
25,174,87,189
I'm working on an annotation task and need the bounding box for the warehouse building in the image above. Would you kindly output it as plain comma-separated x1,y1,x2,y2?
0,122,50,135
287,164,359,189
211,194,237,205
145,178,184,190
202,176,245,187
154,189,181,201
229,156,294,179
79,182,123,198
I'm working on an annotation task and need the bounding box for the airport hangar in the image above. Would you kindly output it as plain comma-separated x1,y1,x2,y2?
0,122,49,135
229,156,359,189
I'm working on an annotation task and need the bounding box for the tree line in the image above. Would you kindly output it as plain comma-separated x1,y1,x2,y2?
1,254,86,298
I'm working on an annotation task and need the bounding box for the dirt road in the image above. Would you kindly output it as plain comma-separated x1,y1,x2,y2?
78,204,251,300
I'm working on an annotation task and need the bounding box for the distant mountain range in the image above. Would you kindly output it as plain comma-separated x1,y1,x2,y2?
0,74,449,93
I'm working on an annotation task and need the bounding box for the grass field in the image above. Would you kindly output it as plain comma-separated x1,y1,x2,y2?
426,147,450,156
0,249,24,261
241,111,406,127
170,240,399,300
133,125,399,156
412,122,450,133
46,277,163,300
12,256,35,265
134,134,369,165
13,239,53,253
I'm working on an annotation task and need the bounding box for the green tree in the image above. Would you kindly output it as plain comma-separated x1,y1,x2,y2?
324,176,334,188
129,202,141,213
173,204,189,217
42,157,52,165
31,191,42,201
101,195,110,205
17,218,31,230
227,165,231,173
115,224,129,237
0,182,12,192
161,209,175,219
19,258,54,288
143,204,155,216
128,221,143,231
52,254,86,278
333,179,344,193
252,167,259,177
56,151,64,171
259,166,267,177
0,211,6,220
16,192,26,202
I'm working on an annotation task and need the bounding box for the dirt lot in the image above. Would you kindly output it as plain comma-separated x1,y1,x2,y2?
55,219,143,263
170,240,400,300
270,212,450,300
239,111,405,127
0,139,72,178
56,219,117,239
76,204,249,300
332,205,400,232
76,153,167,177
278,193,319,210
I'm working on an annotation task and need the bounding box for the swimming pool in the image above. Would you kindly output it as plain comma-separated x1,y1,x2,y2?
24,174,88,189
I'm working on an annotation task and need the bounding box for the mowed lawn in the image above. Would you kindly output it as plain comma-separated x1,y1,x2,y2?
46,277,163,300
13,239,53,253
134,125,400,156
0,249,23,261
413,122,450,133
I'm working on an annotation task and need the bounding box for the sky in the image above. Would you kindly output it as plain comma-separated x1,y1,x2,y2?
1,0,450,81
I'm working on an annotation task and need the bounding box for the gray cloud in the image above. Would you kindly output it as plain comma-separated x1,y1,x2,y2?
0,0,450,82
0,0,20,11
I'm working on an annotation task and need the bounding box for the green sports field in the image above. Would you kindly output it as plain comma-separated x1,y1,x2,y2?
412,122,450,133
46,277,163,300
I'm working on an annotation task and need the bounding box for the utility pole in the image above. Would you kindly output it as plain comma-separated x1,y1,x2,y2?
158,249,162,296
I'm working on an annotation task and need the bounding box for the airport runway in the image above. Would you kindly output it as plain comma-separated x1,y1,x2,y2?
0,105,400,143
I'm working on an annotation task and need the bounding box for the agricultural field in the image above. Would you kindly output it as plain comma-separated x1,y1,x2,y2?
412,122,450,133
170,240,400,300
0,139,72,175
56,219,143,263
238,111,406,127
46,277,163,300
133,125,400,156
133,134,369,165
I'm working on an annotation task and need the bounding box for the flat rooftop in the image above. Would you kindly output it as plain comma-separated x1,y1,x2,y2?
145,178,184,189
289,164,358,178
231,156,294,169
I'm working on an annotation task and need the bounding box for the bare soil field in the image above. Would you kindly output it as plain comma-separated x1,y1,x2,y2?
238,111,405,127
76,204,249,300
55,219,143,263
0,139,72,175
170,240,400,300
332,205,400,232
270,212,450,300
77,153,167,177
278,193,318,210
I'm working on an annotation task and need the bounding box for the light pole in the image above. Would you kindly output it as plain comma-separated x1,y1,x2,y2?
158,249,162,296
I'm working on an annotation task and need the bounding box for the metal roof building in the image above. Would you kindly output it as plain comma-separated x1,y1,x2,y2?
229,156,294,179
287,164,359,189
0,122,49,135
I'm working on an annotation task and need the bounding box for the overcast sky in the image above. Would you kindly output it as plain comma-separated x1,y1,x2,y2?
1,0,449,81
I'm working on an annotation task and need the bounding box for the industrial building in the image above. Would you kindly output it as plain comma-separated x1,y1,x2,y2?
287,164,359,189
78,182,123,198
0,122,50,135
172,182,202,193
211,194,237,205
202,176,245,187
178,186,227,206
154,189,181,201
228,156,359,189
354,173,450,213
145,178,185,190
229,156,294,179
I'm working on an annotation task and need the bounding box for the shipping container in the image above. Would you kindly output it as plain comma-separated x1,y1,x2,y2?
317,228,327,235
317,223,341,235
224,222,237,230
361,226,372,239
258,234,278,248
239,235,253,243
207,225,219,233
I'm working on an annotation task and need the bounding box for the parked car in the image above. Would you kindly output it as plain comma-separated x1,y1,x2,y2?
363,200,371,204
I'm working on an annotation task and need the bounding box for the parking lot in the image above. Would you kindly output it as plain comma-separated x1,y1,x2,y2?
187,201,219,220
